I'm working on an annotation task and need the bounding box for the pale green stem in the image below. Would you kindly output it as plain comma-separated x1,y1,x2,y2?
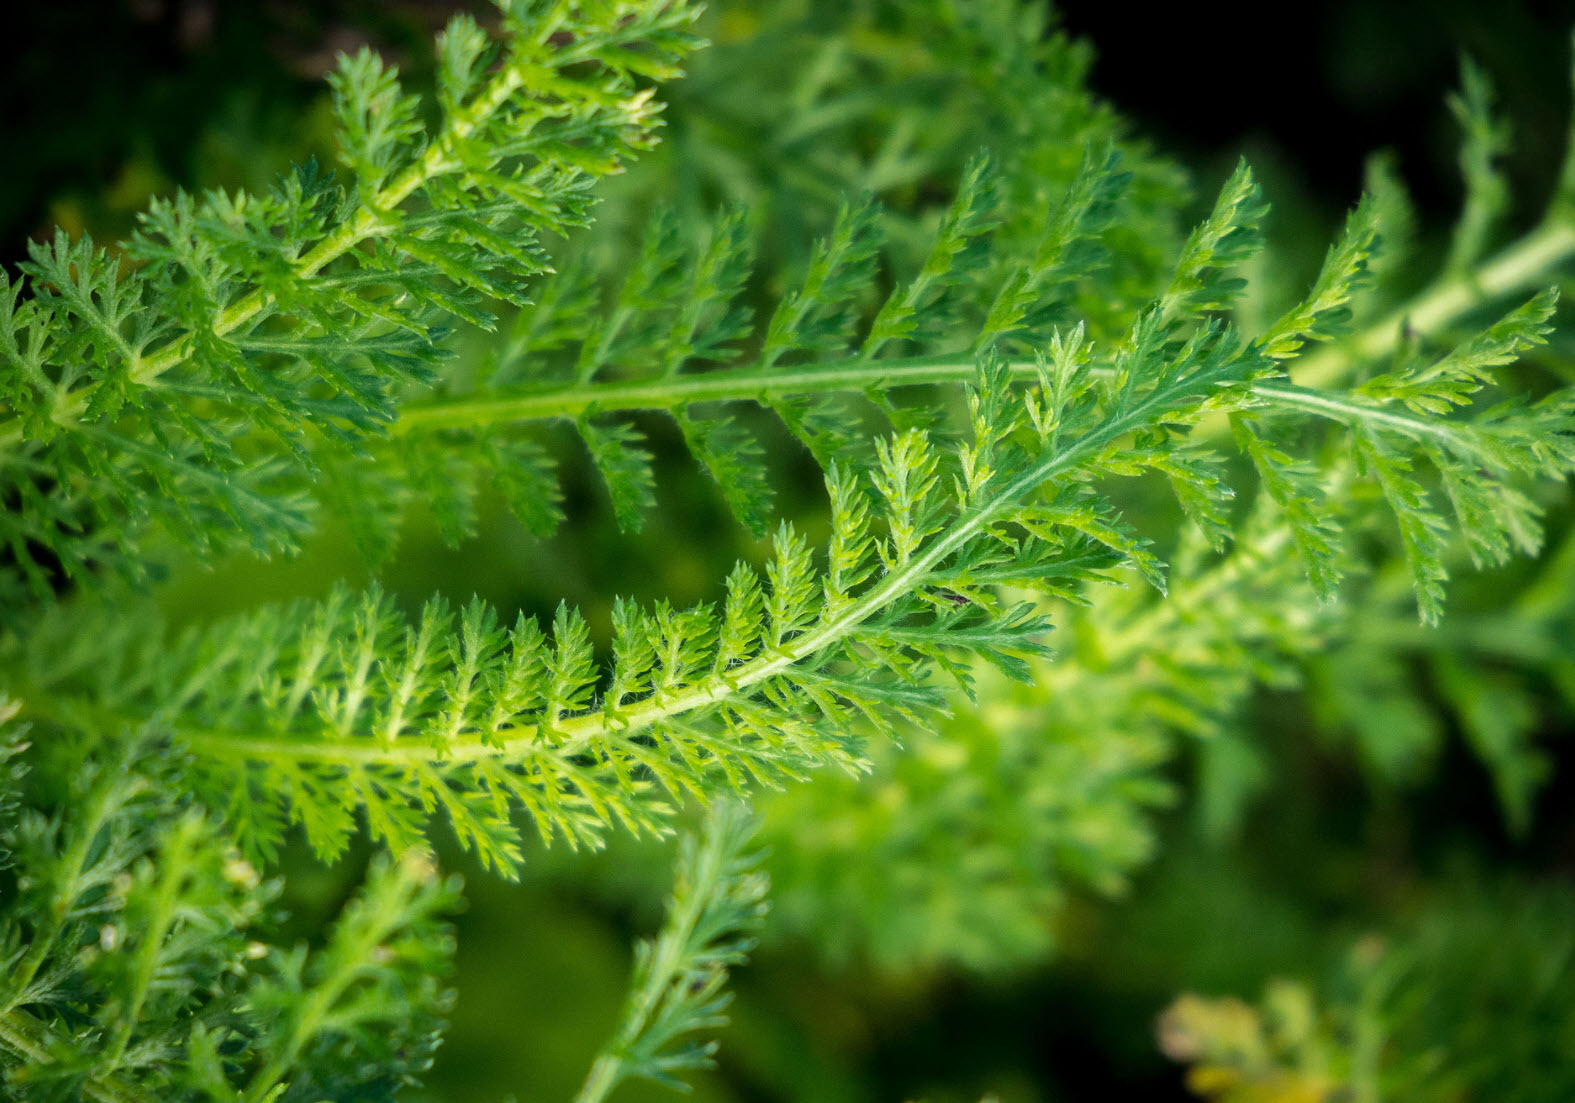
1251,383,1465,447
395,352,1009,431
32,366,1201,773
0,1009,160,1103
574,1048,627,1103
239,895,387,1103
1290,218,1575,390
393,218,1575,435
104,818,196,1069
572,827,730,1103
3,768,132,1015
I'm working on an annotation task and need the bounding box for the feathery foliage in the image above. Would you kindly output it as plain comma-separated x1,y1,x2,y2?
722,41,1575,973
574,803,766,1103
759,503,1318,970
1160,880,1575,1103
13,165,1504,877
0,718,460,1101
3,2,1575,1100
0,0,701,606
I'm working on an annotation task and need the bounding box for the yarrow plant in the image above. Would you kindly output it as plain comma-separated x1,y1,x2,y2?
2,1,1574,1098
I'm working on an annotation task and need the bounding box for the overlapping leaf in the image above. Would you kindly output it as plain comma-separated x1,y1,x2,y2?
0,0,703,604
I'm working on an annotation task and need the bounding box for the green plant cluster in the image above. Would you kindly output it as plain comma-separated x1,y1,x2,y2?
2,1,1574,1099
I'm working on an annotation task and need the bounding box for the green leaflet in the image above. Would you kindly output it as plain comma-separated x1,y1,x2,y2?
0,0,703,606
10,142,1574,875
1157,159,1268,325
574,803,767,1103
380,150,1138,548
11,309,1271,875
0,725,460,1103
1358,288,1558,415
1445,56,1513,276
579,419,659,533
4,5,1575,1096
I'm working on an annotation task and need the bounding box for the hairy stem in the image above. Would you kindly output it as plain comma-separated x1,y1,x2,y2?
395,352,1008,430
393,219,1575,436
1291,218,1575,389
1252,382,1467,447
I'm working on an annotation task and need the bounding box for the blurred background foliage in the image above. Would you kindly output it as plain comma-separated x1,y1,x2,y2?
6,0,1575,1099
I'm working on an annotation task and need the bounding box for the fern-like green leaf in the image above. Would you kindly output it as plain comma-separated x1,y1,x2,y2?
573,803,766,1103
0,0,702,606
